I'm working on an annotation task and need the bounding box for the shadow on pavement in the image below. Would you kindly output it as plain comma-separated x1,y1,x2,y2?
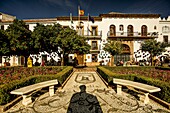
67,85,103,113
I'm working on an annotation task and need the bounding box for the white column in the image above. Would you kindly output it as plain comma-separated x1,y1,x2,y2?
117,85,122,95
49,86,54,96
144,93,150,104
22,95,32,106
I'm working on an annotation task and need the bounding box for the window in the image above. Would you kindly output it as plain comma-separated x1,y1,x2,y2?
70,56,73,59
92,54,98,62
122,44,130,53
127,25,133,36
163,36,168,43
141,25,147,36
92,26,97,36
77,26,84,36
162,26,170,33
92,41,98,50
154,26,157,30
88,56,90,59
1,25,4,30
109,25,116,36
42,55,47,63
119,25,124,31
63,26,69,29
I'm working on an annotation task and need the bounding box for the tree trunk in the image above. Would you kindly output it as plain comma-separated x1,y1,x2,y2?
24,56,28,67
61,52,67,66
61,55,64,66
110,55,114,66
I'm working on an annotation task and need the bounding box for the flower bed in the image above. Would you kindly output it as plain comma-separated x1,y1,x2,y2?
97,66,170,103
105,66,170,82
0,66,73,105
0,66,65,85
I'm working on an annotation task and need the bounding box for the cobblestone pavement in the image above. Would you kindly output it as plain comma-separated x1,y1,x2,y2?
5,70,170,113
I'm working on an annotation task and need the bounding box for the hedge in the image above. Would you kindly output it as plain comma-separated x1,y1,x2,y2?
97,66,170,103
0,66,73,105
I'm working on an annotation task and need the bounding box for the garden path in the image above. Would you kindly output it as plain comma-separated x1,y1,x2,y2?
5,67,170,113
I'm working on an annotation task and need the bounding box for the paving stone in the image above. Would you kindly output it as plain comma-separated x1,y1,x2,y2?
5,69,170,113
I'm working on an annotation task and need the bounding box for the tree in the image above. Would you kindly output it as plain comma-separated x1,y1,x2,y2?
32,23,62,53
31,23,63,64
56,27,90,66
103,40,122,66
6,19,34,66
0,29,10,56
140,39,170,66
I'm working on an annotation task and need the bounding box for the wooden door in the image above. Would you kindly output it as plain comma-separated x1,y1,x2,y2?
77,54,84,65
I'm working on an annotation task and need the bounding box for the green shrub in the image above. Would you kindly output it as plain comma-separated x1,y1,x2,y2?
97,66,170,103
0,66,73,105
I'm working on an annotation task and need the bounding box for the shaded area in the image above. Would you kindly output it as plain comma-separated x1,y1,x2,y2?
67,85,103,113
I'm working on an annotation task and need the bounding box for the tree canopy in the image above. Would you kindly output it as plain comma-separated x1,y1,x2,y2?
6,19,34,56
0,29,10,55
140,39,170,57
32,23,62,53
56,27,91,65
1,20,91,66
103,40,122,56
56,27,90,55
140,39,170,65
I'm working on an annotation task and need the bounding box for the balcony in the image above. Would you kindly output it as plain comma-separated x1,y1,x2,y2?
77,30,102,40
107,31,158,39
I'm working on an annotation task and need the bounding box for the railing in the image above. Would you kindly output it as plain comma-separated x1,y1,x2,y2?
77,30,102,37
107,31,158,37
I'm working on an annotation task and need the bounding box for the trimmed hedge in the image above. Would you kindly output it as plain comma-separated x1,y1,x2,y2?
0,66,73,105
97,66,170,103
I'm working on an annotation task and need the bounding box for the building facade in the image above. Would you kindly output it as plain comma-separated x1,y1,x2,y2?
0,12,170,66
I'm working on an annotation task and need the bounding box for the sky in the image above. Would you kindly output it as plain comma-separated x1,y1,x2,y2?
0,0,170,19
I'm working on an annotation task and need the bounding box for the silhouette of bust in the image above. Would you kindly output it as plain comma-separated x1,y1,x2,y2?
67,85,103,113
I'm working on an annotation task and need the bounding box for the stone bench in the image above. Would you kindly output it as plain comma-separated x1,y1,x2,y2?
10,79,58,106
113,78,161,104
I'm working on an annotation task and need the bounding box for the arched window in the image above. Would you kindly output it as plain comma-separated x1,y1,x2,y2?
122,44,130,53
154,26,157,30
127,25,133,36
141,25,147,36
162,26,170,33
109,25,116,36
119,25,124,31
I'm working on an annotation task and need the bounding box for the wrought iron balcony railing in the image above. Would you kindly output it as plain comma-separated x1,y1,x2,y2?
107,31,158,38
77,30,102,37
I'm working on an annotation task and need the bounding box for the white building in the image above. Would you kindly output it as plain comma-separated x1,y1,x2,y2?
0,12,170,66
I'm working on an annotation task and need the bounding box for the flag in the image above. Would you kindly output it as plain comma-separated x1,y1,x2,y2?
79,10,84,16
88,15,94,23
70,13,73,24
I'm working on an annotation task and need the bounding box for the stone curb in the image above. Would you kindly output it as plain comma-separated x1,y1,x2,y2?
149,94,170,110
0,96,22,112
61,70,76,88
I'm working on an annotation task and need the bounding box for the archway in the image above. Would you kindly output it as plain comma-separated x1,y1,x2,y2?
114,44,131,64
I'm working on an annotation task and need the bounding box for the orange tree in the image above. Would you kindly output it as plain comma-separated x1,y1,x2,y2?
5,19,34,66
103,40,122,66
56,27,90,66
140,39,170,66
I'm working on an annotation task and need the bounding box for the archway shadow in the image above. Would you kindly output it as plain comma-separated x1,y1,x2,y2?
67,85,103,113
